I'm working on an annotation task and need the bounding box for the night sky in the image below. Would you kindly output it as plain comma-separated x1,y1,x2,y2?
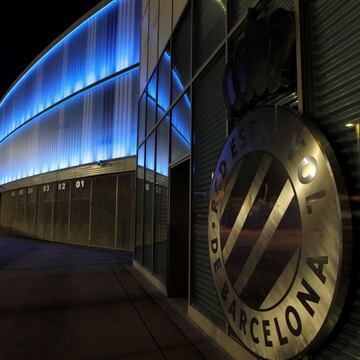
0,1,102,98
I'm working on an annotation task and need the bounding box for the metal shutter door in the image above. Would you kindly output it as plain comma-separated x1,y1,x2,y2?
305,1,360,358
191,51,227,330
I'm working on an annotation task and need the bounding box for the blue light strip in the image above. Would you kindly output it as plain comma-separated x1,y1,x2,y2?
0,1,115,106
0,64,139,145
0,0,140,143
0,67,139,185
0,0,141,186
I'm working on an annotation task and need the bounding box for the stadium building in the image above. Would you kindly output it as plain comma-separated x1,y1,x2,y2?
0,0,359,359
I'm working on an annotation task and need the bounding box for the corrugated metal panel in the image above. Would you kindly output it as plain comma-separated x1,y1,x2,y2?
143,134,155,270
69,178,91,246
1,157,136,192
1,171,135,250
227,0,298,347
256,91,298,109
304,1,360,358
15,189,26,236
264,0,294,11
230,0,294,31
53,180,70,243
117,173,135,250
154,120,170,282
191,50,227,330
229,0,259,30
135,146,145,261
194,0,226,72
25,187,37,238
90,175,117,248
36,183,54,241
1,192,15,234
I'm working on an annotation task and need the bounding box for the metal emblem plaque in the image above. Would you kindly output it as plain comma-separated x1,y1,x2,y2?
208,107,351,359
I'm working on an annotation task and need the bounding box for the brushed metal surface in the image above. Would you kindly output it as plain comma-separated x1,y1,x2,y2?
222,155,272,264
208,107,352,359
233,179,295,296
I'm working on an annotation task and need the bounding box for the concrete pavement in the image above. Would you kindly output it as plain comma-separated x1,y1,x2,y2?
0,237,229,360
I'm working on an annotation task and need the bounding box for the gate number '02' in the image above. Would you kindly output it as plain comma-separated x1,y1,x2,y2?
58,183,66,191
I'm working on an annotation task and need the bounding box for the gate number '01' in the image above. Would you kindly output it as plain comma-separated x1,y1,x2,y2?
76,180,85,189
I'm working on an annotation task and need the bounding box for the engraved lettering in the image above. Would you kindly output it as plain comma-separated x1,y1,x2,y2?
250,317,259,344
307,256,328,284
285,306,302,337
262,320,273,347
297,279,320,317
305,190,326,215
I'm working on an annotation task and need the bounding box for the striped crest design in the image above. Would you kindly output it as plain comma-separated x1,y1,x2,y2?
220,151,302,310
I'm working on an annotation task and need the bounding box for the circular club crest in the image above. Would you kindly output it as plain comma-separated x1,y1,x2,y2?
208,107,351,359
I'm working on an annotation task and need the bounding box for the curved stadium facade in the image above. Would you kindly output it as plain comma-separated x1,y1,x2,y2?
0,0,140,249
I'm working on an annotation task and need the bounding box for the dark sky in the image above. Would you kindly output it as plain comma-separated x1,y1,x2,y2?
0,1,102,98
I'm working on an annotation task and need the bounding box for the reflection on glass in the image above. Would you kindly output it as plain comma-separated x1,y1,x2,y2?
158,51,171,117
172,11,191,101
221,152,302,310
136,29,194,277
156,117,170,177
148,69,157,100
135,145,145,261
154,118,169,280
144,134,155,269
171,93,191,164
146,71,157,135
229,0,253,30
138,93,146,145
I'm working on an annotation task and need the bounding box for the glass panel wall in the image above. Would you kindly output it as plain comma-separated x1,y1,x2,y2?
136,6,192,285
154,118,170,281
135,145,145,261
138,93,146,145
158,50,171,117
146,71,157,135
136,0,318,346
143,134,155,269
172,10,191,101
171,92,191,164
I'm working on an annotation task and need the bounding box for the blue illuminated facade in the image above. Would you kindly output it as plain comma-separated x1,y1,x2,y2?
0,69,138,184
0,0,140,185
144,52,191,176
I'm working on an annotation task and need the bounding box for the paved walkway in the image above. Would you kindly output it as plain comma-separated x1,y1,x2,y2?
0,237,229,360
